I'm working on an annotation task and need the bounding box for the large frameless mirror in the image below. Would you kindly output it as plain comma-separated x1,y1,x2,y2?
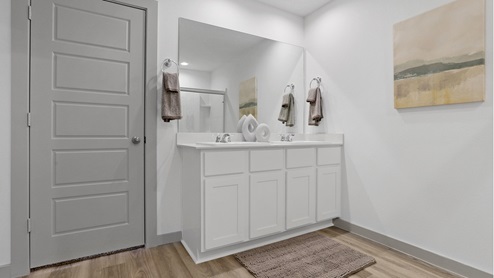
178,18,305,134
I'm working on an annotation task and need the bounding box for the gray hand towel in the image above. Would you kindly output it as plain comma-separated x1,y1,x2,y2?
164,72,179,92
281,93,291,107
162,73,182,122
307,88,317,102
286,93,295,127
278,94,290,122
278,93,295,127
307,87,323,126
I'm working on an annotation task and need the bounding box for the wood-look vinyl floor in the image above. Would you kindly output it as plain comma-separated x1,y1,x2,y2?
24,227,462,278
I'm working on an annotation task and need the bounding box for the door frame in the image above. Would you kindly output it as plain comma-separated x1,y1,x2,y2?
11,0,158,276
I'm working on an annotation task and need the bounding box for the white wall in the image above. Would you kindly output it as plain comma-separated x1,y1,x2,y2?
0,0,11,267
156,0,305,234
305,0,493,273
180,69,212,89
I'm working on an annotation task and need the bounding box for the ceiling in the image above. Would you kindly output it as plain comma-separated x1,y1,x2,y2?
252,0,333,17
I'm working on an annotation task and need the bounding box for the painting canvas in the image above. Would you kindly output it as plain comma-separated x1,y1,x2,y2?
393,0,485,109
239,77,258,118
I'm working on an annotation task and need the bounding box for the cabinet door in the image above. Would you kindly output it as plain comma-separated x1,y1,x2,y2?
286,168,316,229
250,171,285,239
317,166,341,221
204,175,248,250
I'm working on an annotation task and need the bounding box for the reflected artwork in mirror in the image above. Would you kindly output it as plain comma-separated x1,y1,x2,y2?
178,18,305,134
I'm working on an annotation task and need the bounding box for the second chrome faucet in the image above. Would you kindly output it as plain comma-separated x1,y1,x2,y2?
215,133,231,143
280,133,295,142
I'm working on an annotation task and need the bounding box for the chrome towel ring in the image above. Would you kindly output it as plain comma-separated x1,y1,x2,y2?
284,84,295,94
161,58,179,73
310,77,322,89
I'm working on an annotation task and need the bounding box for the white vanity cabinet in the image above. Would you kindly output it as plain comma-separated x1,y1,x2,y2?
202,150,248,250
180,143,342,264
316,147,341,221
249,149,285,239
286,148,316,229
204,174,248,250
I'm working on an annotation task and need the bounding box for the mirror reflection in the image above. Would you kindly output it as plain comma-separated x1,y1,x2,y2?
179,88,225,133
178,18,305,134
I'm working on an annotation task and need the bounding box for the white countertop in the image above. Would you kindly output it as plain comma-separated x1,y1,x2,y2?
177,133,344,149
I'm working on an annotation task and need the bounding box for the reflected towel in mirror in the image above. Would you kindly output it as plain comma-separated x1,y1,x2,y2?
278,93,294,127
307,88,323,126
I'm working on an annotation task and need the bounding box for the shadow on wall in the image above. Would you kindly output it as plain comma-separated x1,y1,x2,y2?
339,146,385,232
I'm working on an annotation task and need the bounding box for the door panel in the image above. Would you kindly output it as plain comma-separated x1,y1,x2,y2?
53,193,129,234
53,102,128,138
54,5,130,50
54,53,129,94
53,149,128,185
30,0,145,267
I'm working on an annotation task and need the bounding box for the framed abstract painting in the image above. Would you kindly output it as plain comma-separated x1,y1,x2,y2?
393,0,485,109
239,77,258,118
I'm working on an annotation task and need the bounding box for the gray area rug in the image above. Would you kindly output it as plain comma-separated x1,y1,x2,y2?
234,232,376,278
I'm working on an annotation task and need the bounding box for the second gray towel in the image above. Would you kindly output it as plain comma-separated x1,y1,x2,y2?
307,88,323,126
162,72,182,122
278,93,295,127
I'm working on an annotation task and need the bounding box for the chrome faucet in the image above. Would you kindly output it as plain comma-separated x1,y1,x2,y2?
280,133,295,142
215,133,231,143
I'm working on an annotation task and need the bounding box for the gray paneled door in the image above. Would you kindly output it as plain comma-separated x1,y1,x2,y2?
30,0,145,267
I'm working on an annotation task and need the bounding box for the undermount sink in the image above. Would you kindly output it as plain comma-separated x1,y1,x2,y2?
270,140,326,145
197,141,272,146
196,141,331,147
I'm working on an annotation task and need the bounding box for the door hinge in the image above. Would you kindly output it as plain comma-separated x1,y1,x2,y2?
28,4,32,20
27,218,32,233
27,113,31,127
144,136,146,144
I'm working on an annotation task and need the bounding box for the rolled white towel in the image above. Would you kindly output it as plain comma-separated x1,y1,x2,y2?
255,123,271,142
237,115,247,133
242,114,259,142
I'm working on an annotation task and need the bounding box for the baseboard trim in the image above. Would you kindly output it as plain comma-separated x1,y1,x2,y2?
0,264,11,278
334,219,493,278
154,231,182,246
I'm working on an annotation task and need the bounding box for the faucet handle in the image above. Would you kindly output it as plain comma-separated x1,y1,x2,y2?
280,134,294,142
215,134,222,142
223,133,231,143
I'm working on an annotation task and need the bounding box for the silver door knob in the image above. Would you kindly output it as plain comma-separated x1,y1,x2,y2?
132,136,141,144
